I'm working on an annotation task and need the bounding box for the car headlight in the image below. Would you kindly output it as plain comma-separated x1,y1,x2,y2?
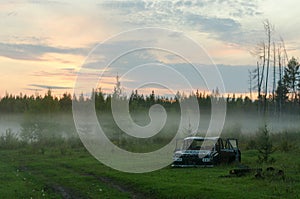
174,153,181,158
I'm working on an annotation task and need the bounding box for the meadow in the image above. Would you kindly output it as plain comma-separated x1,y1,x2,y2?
1,115,300,199
1,145,300,198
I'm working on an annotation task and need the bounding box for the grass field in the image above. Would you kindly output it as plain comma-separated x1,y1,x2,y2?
1,145,300,199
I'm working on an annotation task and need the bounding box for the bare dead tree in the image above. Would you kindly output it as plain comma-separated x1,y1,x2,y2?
256,62,260,99
259,43,266,113
280,36,289,63
277,44,283,116
250,41,266,114
263,19,274,115
272,42,276,103
277,44,283,86
250,22,291,117
248,70,253,100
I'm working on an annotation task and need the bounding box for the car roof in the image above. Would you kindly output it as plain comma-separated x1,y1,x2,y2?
183,136,220,141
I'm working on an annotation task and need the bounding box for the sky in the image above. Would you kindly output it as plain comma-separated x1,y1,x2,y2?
1,0,300,98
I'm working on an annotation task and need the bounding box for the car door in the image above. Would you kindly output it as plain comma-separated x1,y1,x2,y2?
227,138,241,162
220,139,237,163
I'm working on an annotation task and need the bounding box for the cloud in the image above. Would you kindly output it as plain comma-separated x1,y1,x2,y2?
28,84,72,90
185,13,241,35
24,88,43,92
32,68,77,78
0,42,88,61
27,0,69,5
81,39,159,73
100,1,147,13
32,67,108,84
98,0,262,44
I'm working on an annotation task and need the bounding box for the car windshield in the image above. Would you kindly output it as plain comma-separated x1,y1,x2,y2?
182,139,215,150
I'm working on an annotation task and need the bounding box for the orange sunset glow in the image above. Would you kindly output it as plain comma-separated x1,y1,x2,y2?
1,0,300,98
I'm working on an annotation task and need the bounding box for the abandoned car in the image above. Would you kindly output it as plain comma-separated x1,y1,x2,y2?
172,137,241,167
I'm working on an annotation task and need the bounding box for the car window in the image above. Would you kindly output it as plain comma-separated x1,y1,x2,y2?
224,140,233,149
182,139,215,150
229,139,238,148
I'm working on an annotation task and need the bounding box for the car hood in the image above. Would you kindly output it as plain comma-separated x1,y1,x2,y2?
175,150,211,155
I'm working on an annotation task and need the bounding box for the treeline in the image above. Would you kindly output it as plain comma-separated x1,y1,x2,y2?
1,86,300,115
0,90,72,113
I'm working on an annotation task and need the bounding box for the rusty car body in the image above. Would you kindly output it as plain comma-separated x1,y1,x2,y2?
172,137,241,167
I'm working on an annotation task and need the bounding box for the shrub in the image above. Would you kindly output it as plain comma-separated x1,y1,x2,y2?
278,132,296,152
0,129,20,149
246,139,257,150
256,125,275,164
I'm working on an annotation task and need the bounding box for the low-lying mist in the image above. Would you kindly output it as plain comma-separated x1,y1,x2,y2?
1,110,299,139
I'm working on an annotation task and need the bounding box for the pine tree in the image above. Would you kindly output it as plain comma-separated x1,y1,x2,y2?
256,125,275,164
283,57,300,102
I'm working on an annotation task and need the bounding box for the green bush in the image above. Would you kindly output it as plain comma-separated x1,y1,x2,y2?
0,129,20,149
255,125,276,164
